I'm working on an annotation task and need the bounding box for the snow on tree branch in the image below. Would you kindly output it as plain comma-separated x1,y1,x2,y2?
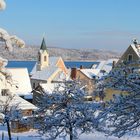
0,0,6,10
0,90,22,140
93,77,106,101
98,63,140,137
35,80,103,140
0,28,25,51
0,28,25,85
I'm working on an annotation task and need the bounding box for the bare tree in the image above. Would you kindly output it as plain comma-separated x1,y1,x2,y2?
36,81,102,140
0,91,20,140
0,27,25,140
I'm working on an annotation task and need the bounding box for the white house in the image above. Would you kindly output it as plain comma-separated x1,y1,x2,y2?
0,67,33,101
7,68,32,99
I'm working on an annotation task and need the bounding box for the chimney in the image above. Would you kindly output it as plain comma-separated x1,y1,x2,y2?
112,61,116,69
80,65,83,69
70,68,77,80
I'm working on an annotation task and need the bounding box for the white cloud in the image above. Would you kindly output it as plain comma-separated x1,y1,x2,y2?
0,0,6,10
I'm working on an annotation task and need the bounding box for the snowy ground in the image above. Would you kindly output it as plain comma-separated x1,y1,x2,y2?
0,125,139,140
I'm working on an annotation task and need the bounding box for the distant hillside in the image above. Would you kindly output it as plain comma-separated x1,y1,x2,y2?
0,45,120,61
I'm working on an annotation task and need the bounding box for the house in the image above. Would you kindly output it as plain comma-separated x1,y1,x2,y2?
0,67,33,102
0,93,37,132
116,39,140,67
0,59,37,132
70,59,118,98
104,40,140,101
7,68,33,102
74,68,100,95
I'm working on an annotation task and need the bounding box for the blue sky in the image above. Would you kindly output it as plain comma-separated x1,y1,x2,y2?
1,0,140,51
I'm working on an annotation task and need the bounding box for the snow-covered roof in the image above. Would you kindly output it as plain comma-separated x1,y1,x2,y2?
30,57,60,76
0,95,37,110
81,59,118,79
93,59,118,71
97,59,118,78
49,57,60,66
30,56,62,81
95,61,106,69
80,69,100,79
101,59,118,72
40,82,65,94
7,68,32,96
40,83,56,94
31,66,60,81
130,44,140,57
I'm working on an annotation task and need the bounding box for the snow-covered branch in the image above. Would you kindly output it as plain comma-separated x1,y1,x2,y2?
0,28,25,86
0,0,6,10
98,63,140,137
35,80,102,140
0,28,25,51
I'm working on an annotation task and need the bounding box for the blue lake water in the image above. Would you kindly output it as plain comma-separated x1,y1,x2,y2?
7,61,36,73
7,61,99,73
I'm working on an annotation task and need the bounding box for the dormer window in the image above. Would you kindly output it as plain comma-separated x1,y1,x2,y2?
128,54,133,62
44,56,47,61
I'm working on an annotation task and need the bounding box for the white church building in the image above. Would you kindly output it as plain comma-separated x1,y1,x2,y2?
30,38,68,93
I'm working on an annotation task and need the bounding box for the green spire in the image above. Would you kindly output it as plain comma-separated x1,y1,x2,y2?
40,38,47,51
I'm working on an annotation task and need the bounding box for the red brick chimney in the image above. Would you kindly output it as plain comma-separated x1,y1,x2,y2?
70,68,77,80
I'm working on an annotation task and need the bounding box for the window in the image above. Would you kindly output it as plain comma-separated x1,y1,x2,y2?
38,55,41,62
1,89,8,96
44,56,47,61
128,54,133,61
33,83,35,89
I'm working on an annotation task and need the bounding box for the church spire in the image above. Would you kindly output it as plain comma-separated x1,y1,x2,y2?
40,38,47,51
37,37,49,71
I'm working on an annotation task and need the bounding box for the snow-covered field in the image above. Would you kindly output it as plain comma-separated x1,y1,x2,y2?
0,125,139,140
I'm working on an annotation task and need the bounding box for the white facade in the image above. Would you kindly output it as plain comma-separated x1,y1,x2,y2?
0,68,32,98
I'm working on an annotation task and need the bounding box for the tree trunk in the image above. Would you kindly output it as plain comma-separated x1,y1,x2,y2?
69,126,73,140
2,132,4,140
6,120,12,140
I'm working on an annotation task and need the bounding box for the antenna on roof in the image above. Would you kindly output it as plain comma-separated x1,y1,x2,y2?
132,38,138,45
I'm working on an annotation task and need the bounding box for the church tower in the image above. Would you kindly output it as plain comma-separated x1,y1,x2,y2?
36,38,49,71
